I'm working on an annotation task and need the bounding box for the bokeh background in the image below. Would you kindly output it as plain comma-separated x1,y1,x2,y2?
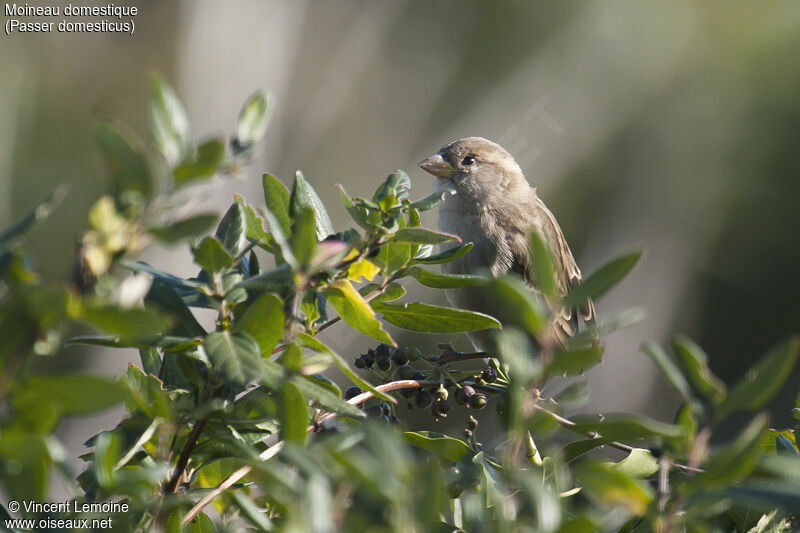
3,0,800,492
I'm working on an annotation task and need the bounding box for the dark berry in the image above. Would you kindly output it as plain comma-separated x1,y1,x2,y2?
481,367,498,383
362,349,375,368
435,398,452,416
354,357,366,369
469,394,487,410
376,356,391,371
375,343,392,359
391,347,409,366
454,388,469,405
344,386,362,400
397,365,414,380
416,389,433,409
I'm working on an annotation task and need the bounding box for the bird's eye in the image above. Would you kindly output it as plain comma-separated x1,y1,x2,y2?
461,156,476,166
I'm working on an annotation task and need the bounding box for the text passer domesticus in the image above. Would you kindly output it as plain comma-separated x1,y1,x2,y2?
419,137,594,349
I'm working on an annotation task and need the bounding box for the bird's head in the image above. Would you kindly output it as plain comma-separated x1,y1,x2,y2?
418,137,525,199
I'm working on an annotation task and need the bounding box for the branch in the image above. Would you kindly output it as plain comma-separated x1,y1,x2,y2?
531,403,703,474
181,379,436,526
164,417,209,494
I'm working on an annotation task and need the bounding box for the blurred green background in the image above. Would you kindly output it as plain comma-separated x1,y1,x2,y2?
3,0,800,456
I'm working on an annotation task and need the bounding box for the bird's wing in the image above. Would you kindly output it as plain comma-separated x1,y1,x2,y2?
509,192,595,339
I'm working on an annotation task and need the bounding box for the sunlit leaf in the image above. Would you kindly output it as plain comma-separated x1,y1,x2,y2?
323,280,395,345
291,171,334,240
406,266,487,289
371,301,501,333
147,75,191,167
392,228,460,245
263,174,292,236
235,91,270,148
234,293,284,356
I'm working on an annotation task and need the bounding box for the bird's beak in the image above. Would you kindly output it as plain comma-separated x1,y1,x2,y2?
418,153,453,178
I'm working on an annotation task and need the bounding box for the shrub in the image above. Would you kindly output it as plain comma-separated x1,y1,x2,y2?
1,78,798,532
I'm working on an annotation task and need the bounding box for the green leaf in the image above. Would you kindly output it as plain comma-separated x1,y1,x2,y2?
718,336,800,420
563,251,642,306
289,207,318,267
672,335,726,406
234,293,284,356
573,460,652,516
291,171,334,240
280,382,308,444
204,331,264,387
392,228,460,245
607,448,659,478
529,229,557,300
149,214,217,244
231,491,272,531
120,260,205,292
296,333,394,403
79,304,168,338
560,438,610,464
486,275,549,336
139,347,161,376
371,301,501,333
147,75,191,167
337,184,374,229
323,280,395,346
0,187,68,246
641,342,693,404
290,374,365,419
232,264,292,292
374,242,411,275
173,139,225,185
263,174,293,236
570,413,685,441
193,237,234,273
404,431,472,462
360,281,405,302
376,170,411,202
406,266,487,289
545,345,603,376
95,121,152,200
15,375,128,416
146,283,206,337
414,242,473,265
694,413,768,487
236,91,270,148
409,189,456,211
216,202,247,257
262,205,297,269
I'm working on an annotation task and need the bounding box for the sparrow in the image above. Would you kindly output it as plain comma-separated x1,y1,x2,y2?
418,136,594,349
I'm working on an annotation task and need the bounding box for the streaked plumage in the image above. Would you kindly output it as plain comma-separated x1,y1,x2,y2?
419,137,594,349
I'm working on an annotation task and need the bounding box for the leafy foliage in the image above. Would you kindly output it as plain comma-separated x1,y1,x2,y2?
0,78,798,533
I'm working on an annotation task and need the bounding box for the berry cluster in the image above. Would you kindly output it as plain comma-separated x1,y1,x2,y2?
352,343,506,421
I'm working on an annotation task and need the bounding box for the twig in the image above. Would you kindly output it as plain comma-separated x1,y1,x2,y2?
181,379,435,526
531,403,703,474
164,417,209,494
